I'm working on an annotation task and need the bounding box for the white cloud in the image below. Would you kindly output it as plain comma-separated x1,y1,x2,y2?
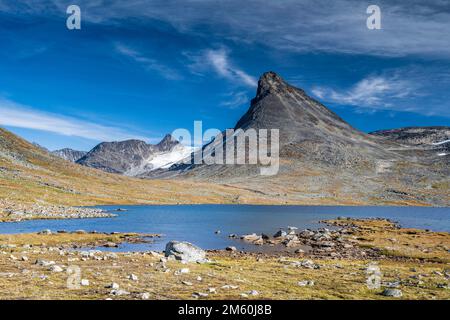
6,0,450,59
313,76,414,107
0,98,150,142
187,48,257,87
220,91,249,109
115,43,182,80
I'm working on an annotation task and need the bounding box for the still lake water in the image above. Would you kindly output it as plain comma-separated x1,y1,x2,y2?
0,205,448,252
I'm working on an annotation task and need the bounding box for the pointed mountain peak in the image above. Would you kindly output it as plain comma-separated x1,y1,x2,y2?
157,134,180,152
255,71,302,99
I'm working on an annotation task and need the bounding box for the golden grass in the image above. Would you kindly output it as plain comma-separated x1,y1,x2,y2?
327,219,450,263
0,220,449,300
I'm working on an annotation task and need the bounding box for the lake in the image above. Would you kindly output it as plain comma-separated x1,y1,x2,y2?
0,205,448,252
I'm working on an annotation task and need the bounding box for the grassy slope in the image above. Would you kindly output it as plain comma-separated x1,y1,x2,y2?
0,128,271,207
0,219,448,300
0,127,448,208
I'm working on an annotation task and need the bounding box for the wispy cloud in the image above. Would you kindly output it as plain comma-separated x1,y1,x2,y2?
310,69,450,117
187,48,257,87
220,91,250,109
5,0,450,59
115,43,182,80
0,98,150,142
312,75,415,107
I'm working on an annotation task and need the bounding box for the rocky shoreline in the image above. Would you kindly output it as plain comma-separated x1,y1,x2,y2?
229,219,379,260
0,200,116,222
0,218,448,300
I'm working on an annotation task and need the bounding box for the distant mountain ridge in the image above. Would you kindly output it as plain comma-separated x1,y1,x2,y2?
76,134,193,176
23,71,448,206
52,148,87,162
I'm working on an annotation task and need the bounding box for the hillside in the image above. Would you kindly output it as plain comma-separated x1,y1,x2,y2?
165,72,449,206
0,127,288,211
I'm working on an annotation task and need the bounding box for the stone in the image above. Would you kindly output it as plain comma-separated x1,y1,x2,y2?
49,265,63,273
165,241,207,263
226,246,237,251
193,292,209,298
110,289,130,296
140,292,150,300
241,233,261,241
103,242,118,248
106,282,120,290
298,280,315,286
128,274,138,281
182,281,193,286
273,230,287,238
81,279,90,286
35,259,55,267
382,289,402,298
248,290,259,296
38,229,52,235
221,284,239,290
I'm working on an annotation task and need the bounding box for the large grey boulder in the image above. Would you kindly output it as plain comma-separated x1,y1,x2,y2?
165,241,207,263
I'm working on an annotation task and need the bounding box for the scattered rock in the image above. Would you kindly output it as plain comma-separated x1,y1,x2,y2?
226,246,237,252
110,289,130,296
139,292,150,300
49,265,63,273
128,274,138,281
106,283,120,290
298,280,315,286
165,241,207,263
80,279,90,286
382,288,402,298
273,230,287,238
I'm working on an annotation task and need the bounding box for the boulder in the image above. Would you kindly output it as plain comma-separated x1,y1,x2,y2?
165,241,207,263
382,288,402,298
273,230,287,238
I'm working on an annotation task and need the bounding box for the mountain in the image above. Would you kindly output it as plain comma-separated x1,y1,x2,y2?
167,71,397,178
76,134,194,176
162,72,448,206
0,127,266,208
370,127,449,157
52,148,87,162
1,71,448,207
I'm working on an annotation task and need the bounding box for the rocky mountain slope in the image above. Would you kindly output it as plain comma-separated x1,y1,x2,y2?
77,134,193,176
0,127,277,211
370,127,449,158
162,72,449,206
52,148,87,162
1,72,448,207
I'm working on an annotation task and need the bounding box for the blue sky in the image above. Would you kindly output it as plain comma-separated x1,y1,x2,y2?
0,0,449,151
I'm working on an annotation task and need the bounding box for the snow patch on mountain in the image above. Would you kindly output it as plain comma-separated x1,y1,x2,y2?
124,144,195,176
432,139,450,146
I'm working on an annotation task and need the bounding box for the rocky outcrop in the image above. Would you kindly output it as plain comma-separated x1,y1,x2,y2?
52,148,87,162
76,135,192,175
164,241,207,263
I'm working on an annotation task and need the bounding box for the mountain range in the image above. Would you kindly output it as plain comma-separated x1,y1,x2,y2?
3,72,449,206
